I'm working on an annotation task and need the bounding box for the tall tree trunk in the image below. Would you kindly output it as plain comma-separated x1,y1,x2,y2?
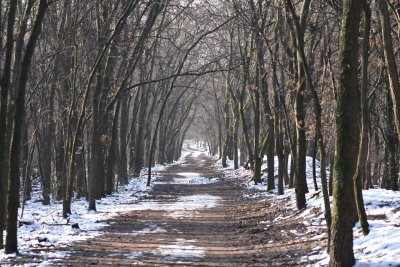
5,0,48,253
106,100,121,195
233,108,239,170
378,0,400,142
312,130,319,191
118,92,129,185
88,82,105,210
129,88,140,172
259,46,275,190
238,51,254,169
383,72,399,190
329,1,362,265
21,122,32,203
286,0,312,210
353,5,371,235
222,83,232,168
133,88,149,177
0,0,18,249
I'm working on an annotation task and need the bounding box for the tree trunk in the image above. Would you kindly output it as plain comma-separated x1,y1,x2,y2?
239,53,254,170
105,100,121,195
0,0,18,249
378,0,400,142
352,5,371,235
329,1,362,265
118,92,129,185
312,130,319,191
383,72,399,191
222,85,232,168
133,88,150,177
286,0,312,210
5,0,48,254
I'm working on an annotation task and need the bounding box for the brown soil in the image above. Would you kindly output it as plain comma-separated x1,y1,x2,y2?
3,150,326,266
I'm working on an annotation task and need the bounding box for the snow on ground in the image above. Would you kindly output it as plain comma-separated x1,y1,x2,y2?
169,172,219,184
0,171,160,262
123,238,205,260
156,238,206,259
0,142,213,264
218,155,400,267
3,139,398,266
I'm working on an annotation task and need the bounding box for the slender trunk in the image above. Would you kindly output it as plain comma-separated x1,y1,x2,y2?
0,0,18,249
222,28,233,166
239,57,254,169
133,88,149,177
329,1,362,265
106,100,121,195
129,89,141,172
286,0,312,209
233,109,239,170
312,130,319,191
275,103,284,195
22,128,34,202
222,86,231,168
5,0,48,253
384,73,398,190
118,93,129,185
353,5,371,235
378,0,400,141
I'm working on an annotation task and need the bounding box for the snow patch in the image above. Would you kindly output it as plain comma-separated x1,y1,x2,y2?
156,239,205,259
131,225,167,236
221,155,400,267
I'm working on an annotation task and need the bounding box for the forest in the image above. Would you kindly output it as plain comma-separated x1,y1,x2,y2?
0,0,400,266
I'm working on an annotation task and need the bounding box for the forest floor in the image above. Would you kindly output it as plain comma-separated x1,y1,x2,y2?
1,146,327,266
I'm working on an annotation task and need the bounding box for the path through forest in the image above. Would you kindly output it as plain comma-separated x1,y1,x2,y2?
5,148,325,266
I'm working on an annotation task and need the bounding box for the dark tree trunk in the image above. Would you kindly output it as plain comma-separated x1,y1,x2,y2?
329,1,362,265
39,124,52,205
133,88,149,177
5,0,48,254
286,0,311,210
21,123,31,202
106,100,121,195
55,123,65,201
353,5,371,235
312,130,319,191
383,73,399,191
129,89,140,173
378,0,400,142
0,0,18,250
118,92,129,185
222,86,232,168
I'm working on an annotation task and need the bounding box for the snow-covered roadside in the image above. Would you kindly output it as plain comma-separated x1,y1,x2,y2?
0,163,170,262
0,142,215,265
218,156,400,267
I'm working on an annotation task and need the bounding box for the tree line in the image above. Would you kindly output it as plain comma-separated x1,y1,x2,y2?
0,1,399,266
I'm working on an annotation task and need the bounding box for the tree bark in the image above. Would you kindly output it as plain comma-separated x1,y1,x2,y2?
118,92,129,185
329,1,362,265
286,0,312,210
353,4,371,235
0,0,18,249
5,0,48,254
106,99,121,195
378,0,400,142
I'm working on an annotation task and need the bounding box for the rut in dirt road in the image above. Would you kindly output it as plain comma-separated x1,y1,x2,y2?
4,147,324,266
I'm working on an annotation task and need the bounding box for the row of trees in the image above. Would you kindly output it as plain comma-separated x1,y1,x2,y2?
0,0,399,266
0,0,215,254
196,1,400,266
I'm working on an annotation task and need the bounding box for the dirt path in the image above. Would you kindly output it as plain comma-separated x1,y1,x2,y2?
5,149,325,266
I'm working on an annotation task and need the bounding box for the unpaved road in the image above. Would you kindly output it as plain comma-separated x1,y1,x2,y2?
4,148,324,266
